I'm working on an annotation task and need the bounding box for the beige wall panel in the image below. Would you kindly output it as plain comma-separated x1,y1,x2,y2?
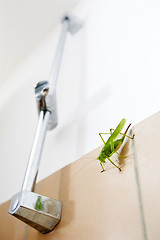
1,111,160,239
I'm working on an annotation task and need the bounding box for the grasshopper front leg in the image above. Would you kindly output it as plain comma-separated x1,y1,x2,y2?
99,132,112,144
100,162,105,173
106,156,121,171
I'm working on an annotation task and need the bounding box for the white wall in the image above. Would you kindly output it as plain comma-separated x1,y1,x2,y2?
1,0,160,204
84,0,160,150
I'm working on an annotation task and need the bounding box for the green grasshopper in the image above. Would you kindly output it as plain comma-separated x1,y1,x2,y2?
97,118,134,172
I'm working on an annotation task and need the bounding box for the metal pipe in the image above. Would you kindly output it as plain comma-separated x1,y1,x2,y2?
22,110,50,192
43,17,69,130
49,17,69,89
21,14,83,192
42,14,83,130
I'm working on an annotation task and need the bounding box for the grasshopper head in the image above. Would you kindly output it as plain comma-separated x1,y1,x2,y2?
97,150,106,163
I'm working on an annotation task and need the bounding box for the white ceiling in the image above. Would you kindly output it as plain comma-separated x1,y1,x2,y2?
0,0,81,84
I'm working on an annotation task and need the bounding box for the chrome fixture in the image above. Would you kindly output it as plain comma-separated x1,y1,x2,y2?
9,14,83,234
